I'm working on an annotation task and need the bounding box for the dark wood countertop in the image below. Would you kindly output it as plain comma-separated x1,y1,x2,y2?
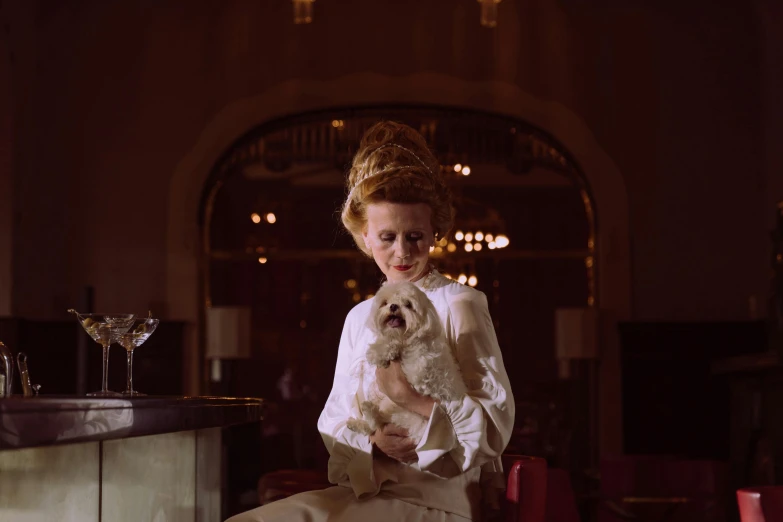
0,396,265,450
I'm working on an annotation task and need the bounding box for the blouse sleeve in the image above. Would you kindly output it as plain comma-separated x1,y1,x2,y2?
415,289,515,472
316,306,377,496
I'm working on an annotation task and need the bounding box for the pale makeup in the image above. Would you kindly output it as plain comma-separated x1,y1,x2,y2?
362,202,434,284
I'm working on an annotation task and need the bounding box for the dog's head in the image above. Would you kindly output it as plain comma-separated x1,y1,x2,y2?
369,282,441,338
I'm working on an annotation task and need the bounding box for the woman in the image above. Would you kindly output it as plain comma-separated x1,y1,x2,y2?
228,121,514,522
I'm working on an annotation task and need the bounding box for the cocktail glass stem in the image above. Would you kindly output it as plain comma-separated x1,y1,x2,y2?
101,343,111,394
125,349,134,394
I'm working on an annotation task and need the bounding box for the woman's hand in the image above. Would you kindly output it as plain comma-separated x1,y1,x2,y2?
375,361,436,418
370,424,418,463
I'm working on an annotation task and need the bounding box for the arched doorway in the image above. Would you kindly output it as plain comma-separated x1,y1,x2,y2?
166,73,631,458
200,106,599,489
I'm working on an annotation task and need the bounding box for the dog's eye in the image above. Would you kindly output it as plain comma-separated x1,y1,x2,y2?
380,301,387,307
404,301,412,309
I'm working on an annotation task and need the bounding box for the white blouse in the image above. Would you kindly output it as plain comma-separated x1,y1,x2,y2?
316,271,515,520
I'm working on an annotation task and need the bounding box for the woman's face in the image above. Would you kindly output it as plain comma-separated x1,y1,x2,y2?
362,202,434,283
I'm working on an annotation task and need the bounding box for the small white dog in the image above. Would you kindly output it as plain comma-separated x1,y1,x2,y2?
346,282,466,444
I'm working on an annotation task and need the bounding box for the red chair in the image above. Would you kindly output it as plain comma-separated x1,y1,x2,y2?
501,454,548,522
737,487,783,522
545,468,581,522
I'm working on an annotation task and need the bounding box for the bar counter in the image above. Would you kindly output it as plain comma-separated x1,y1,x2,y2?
0,396,265,522
0,395,265,450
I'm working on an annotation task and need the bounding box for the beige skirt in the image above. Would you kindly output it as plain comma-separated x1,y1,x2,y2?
225,486,472,522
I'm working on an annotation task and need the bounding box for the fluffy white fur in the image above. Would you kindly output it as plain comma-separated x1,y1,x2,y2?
346,282,466,444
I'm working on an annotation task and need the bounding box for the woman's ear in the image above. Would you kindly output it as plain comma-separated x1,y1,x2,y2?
361,228,370,250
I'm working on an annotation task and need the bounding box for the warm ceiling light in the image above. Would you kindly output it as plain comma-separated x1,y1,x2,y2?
495,234,510,248
464,243,474,252
461,166,471,176
468,275,478,287
454,163,463,172
251,213,261,224
454,230,464,241
344,279,357,289
478,0,501,28
429,246,435,253
447,243,457,252
265,212,277,224
465,232,474,242
458,274,468,284
474,243,483,251
488,242,497,249
485,234,494,242
258,257,268,264
293,0,315,24
475,231,484,241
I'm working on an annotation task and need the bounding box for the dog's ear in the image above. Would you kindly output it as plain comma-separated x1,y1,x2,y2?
417,298,443,337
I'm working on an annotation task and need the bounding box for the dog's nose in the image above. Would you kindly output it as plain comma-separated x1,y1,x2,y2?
389,304,399,312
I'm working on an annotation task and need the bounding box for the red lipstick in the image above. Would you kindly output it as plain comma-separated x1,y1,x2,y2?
393,265,413,271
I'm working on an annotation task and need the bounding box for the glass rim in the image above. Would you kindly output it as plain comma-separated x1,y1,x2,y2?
73,312,136,317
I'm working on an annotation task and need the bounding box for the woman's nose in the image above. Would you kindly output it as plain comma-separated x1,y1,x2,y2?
389,304,399,312
395,238,410,258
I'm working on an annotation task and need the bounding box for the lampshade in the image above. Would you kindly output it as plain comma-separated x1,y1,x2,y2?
554,307,598,361
206,306,252,359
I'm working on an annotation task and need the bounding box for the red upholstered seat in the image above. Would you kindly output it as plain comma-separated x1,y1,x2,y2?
545,468,581,522
737,487,783,522
501,454,548,522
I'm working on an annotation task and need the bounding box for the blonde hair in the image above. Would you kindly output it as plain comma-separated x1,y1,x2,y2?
341,121,455,256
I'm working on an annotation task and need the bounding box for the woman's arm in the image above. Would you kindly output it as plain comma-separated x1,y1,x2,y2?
317,307,376,493
414,290,515,472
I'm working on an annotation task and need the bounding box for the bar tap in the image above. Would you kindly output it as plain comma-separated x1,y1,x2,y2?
0,342,13,397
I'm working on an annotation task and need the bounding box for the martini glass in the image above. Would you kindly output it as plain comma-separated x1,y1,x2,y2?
118,315,159,396
69,310,135,397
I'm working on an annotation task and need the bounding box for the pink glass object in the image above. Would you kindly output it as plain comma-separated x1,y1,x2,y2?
737,487,783,522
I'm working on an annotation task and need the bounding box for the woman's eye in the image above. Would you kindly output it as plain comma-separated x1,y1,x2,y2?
381,235,395,242
407,233,423,242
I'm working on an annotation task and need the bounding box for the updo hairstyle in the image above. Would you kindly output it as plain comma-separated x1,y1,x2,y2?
340,121,455,256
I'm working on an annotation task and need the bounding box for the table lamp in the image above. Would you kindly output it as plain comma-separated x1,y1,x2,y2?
206,306,252,384
555,307,598,379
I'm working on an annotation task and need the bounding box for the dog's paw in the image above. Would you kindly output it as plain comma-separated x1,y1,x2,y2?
361,401,381,417
346,418,373,435
367,343,395,368
361,401,385,432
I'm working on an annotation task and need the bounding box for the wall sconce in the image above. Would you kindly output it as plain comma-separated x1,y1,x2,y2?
555,307,598,379
478,0,502,28
206,306,252,383
293,0,315,24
